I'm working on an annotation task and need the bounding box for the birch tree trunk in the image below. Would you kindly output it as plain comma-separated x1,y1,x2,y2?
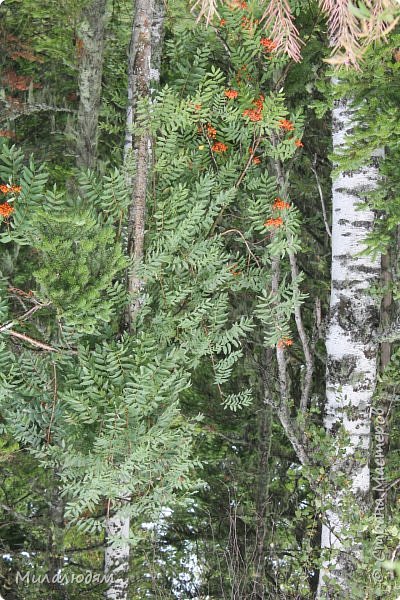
104,1,164,598
317,95,382,598
104,513,131,600
76,0,108,169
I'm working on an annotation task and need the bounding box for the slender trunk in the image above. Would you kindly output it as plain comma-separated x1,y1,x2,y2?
76,0,108,169
150,0,165,88
104,2,164,598
47,486,65,599
124,0,164,161
317,95,382,597
104,514,130,600
125,0,156,327
251,359,273,599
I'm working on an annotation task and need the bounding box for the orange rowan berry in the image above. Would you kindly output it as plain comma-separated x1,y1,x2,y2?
279,119,295,131
211,142,228,153
0,202,14,218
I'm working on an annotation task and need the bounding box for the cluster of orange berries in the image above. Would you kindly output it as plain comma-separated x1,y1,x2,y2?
260,38,277,52
277,337,293,349
229,263,242,276
264,217,283,228
279,118,295,132
241,15,259,30
224,89,238,99
198,123,227,152
0,202,14,218
236,64,252,84
0,184,21,194
243,94,264,122
264,197,291,227
0,183,21,219
273,198,290,210
295,139,304,147
212,142,228,153
195,111,228,153
206,123,217,139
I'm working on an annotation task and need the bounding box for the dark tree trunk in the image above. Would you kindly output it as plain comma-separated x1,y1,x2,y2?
251,353,273,599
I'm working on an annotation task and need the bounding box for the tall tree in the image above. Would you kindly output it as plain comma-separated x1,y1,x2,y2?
316,95,383,598
76,0,108,169
104,0,158,598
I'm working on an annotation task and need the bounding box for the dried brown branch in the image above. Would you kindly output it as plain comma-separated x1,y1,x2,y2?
360,0,399,46
191,0,220,23
6,329,59,352
192,0,399,67
321,0,398,66
261,0,302,62
320,0,361,66
0,302,50,334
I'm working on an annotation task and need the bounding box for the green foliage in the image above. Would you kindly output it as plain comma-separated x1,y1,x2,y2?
31,210,127,333
3,1,400,598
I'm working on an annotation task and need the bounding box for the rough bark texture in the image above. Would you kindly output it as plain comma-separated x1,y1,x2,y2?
124,0,163,160
317,96,382,598
125,0,155,327
150,0,165,87
76,0,108,169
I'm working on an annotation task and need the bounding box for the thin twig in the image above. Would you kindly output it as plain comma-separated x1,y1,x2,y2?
311,154,331,238
235,135,261,188
288,246,314,412
221,228,261,268
6,329,59,352
200,122,219,171
46,362,58,444
268,254,311,467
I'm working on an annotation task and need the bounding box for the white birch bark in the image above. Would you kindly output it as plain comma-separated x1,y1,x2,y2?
317,95,382,597
104,514,130,600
